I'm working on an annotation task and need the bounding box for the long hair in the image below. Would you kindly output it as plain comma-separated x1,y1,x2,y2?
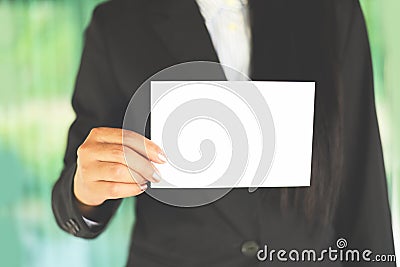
251,0,343,226
285,0,343,226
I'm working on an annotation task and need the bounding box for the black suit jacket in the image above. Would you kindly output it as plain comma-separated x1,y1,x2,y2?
52,0,396,266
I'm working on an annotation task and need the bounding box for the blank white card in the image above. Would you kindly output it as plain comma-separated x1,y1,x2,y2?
150,81,315,188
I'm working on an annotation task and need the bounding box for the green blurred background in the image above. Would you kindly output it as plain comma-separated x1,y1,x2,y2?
0,0,399,266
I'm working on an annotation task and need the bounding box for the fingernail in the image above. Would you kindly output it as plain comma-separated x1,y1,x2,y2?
152,171,162,183
158,152,167,163
140,183,148,191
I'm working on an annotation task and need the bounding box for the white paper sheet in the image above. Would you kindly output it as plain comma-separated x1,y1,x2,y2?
150,81,315,188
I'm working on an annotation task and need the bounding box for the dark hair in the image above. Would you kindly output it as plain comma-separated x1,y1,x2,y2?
285,0,343,226
251,0,343,226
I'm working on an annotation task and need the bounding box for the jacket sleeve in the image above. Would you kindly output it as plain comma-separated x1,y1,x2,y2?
51,5,127,239
334,1,396,265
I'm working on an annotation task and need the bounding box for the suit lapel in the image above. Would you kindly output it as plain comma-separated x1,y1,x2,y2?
147,0,219,63
250,0,298,80
250,0,326,81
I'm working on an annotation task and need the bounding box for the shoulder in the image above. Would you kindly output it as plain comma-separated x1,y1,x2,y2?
90,0,146,26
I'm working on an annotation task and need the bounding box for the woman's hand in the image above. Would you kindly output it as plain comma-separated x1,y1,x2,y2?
73,127,165,206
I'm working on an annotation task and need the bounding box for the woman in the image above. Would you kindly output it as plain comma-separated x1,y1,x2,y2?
52,0,396,266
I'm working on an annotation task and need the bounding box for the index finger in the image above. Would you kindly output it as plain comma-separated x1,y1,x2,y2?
89,127,166,163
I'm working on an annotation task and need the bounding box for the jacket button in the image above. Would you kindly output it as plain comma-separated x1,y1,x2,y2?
241,241,260,257
64,219,80,235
